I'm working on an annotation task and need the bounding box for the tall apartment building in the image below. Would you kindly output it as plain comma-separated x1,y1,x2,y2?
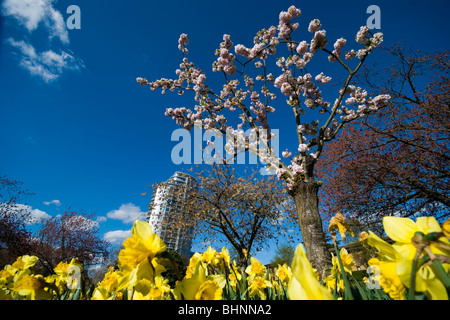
149,171,197,259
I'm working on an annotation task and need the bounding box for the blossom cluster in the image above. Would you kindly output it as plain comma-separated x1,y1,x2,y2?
137,5,390,190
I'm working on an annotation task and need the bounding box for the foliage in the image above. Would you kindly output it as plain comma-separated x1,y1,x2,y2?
269,243,295,268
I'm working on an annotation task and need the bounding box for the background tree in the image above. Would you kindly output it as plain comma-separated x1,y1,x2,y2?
149,165,297,267
34,210,109,275
269,242,295,268
0,175,35,267
138,5,389,273
317,45,449,231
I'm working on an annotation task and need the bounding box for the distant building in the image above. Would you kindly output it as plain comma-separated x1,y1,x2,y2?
149,171,197,259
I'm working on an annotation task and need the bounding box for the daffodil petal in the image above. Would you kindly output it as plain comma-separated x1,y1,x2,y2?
288,244,334,300
416,216,441,234
132,220,153,243
417,266,448,300
383,216,417,243
367,231,398,260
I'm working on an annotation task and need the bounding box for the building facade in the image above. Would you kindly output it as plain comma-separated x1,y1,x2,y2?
149,171,197,259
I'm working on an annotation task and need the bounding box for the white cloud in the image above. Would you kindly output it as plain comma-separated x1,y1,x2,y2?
7,38,84,83
106,203,145,224
0,203,51,224
1,0,69,43
104,229,131,244
29,208,51,224
96,216,107,223
43,199,61,206
2,0,85,82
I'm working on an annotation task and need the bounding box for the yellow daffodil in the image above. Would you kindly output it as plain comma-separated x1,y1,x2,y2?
396,260,449,300
325,273,345,294
275,263,293,284
195,280,222,300
48,258,83,292
329,212,354,241
12,274,52,300
383,216,449,260
287,244,334,300
118,220,167,272
220,247,231,269
91,287,111,300
442,219,450,238
10,255,38,273
368,258,406,300
367,230,398,261
331,248,355,274
245,257,266,281
325,253,348,295
96,267,126,295
201,246,218,266
185,252,202,279
359,231,369,242
0,269,13,285
227,261,242,291
133,275,171,300
248,276,272,300
117,220,167,291
173,262,223,300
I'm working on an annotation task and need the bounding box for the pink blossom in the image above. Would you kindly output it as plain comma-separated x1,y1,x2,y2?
287,5,301,18
235,44,250,58
310,30,327,53
303,52,313,62
356,26,369,44
136,77,148,86
344,50,357,60
282,150,292,158
277,5,301,39
334,37,346,51
345,97,356,105
308,19,321,33
221,34,233,50
274,73,287,88
296,41,309,55
371,94,391,108
315,72,331,84
298,143,309,153
178,33,189,53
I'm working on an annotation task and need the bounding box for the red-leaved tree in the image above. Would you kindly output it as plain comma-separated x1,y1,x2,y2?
317,45,449,230
0,175,35,267
34,210,109,274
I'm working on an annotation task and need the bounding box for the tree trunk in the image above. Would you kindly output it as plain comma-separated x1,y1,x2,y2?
289,180,331,276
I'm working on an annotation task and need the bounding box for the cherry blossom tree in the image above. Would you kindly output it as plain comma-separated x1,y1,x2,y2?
137,6,389,273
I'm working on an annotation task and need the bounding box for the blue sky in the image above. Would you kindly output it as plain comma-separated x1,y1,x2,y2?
1,0,449,264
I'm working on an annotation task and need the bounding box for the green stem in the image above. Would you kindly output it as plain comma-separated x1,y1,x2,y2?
408,256,419,300
423,246,450,288
333,241,353,300
431,258,450,289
